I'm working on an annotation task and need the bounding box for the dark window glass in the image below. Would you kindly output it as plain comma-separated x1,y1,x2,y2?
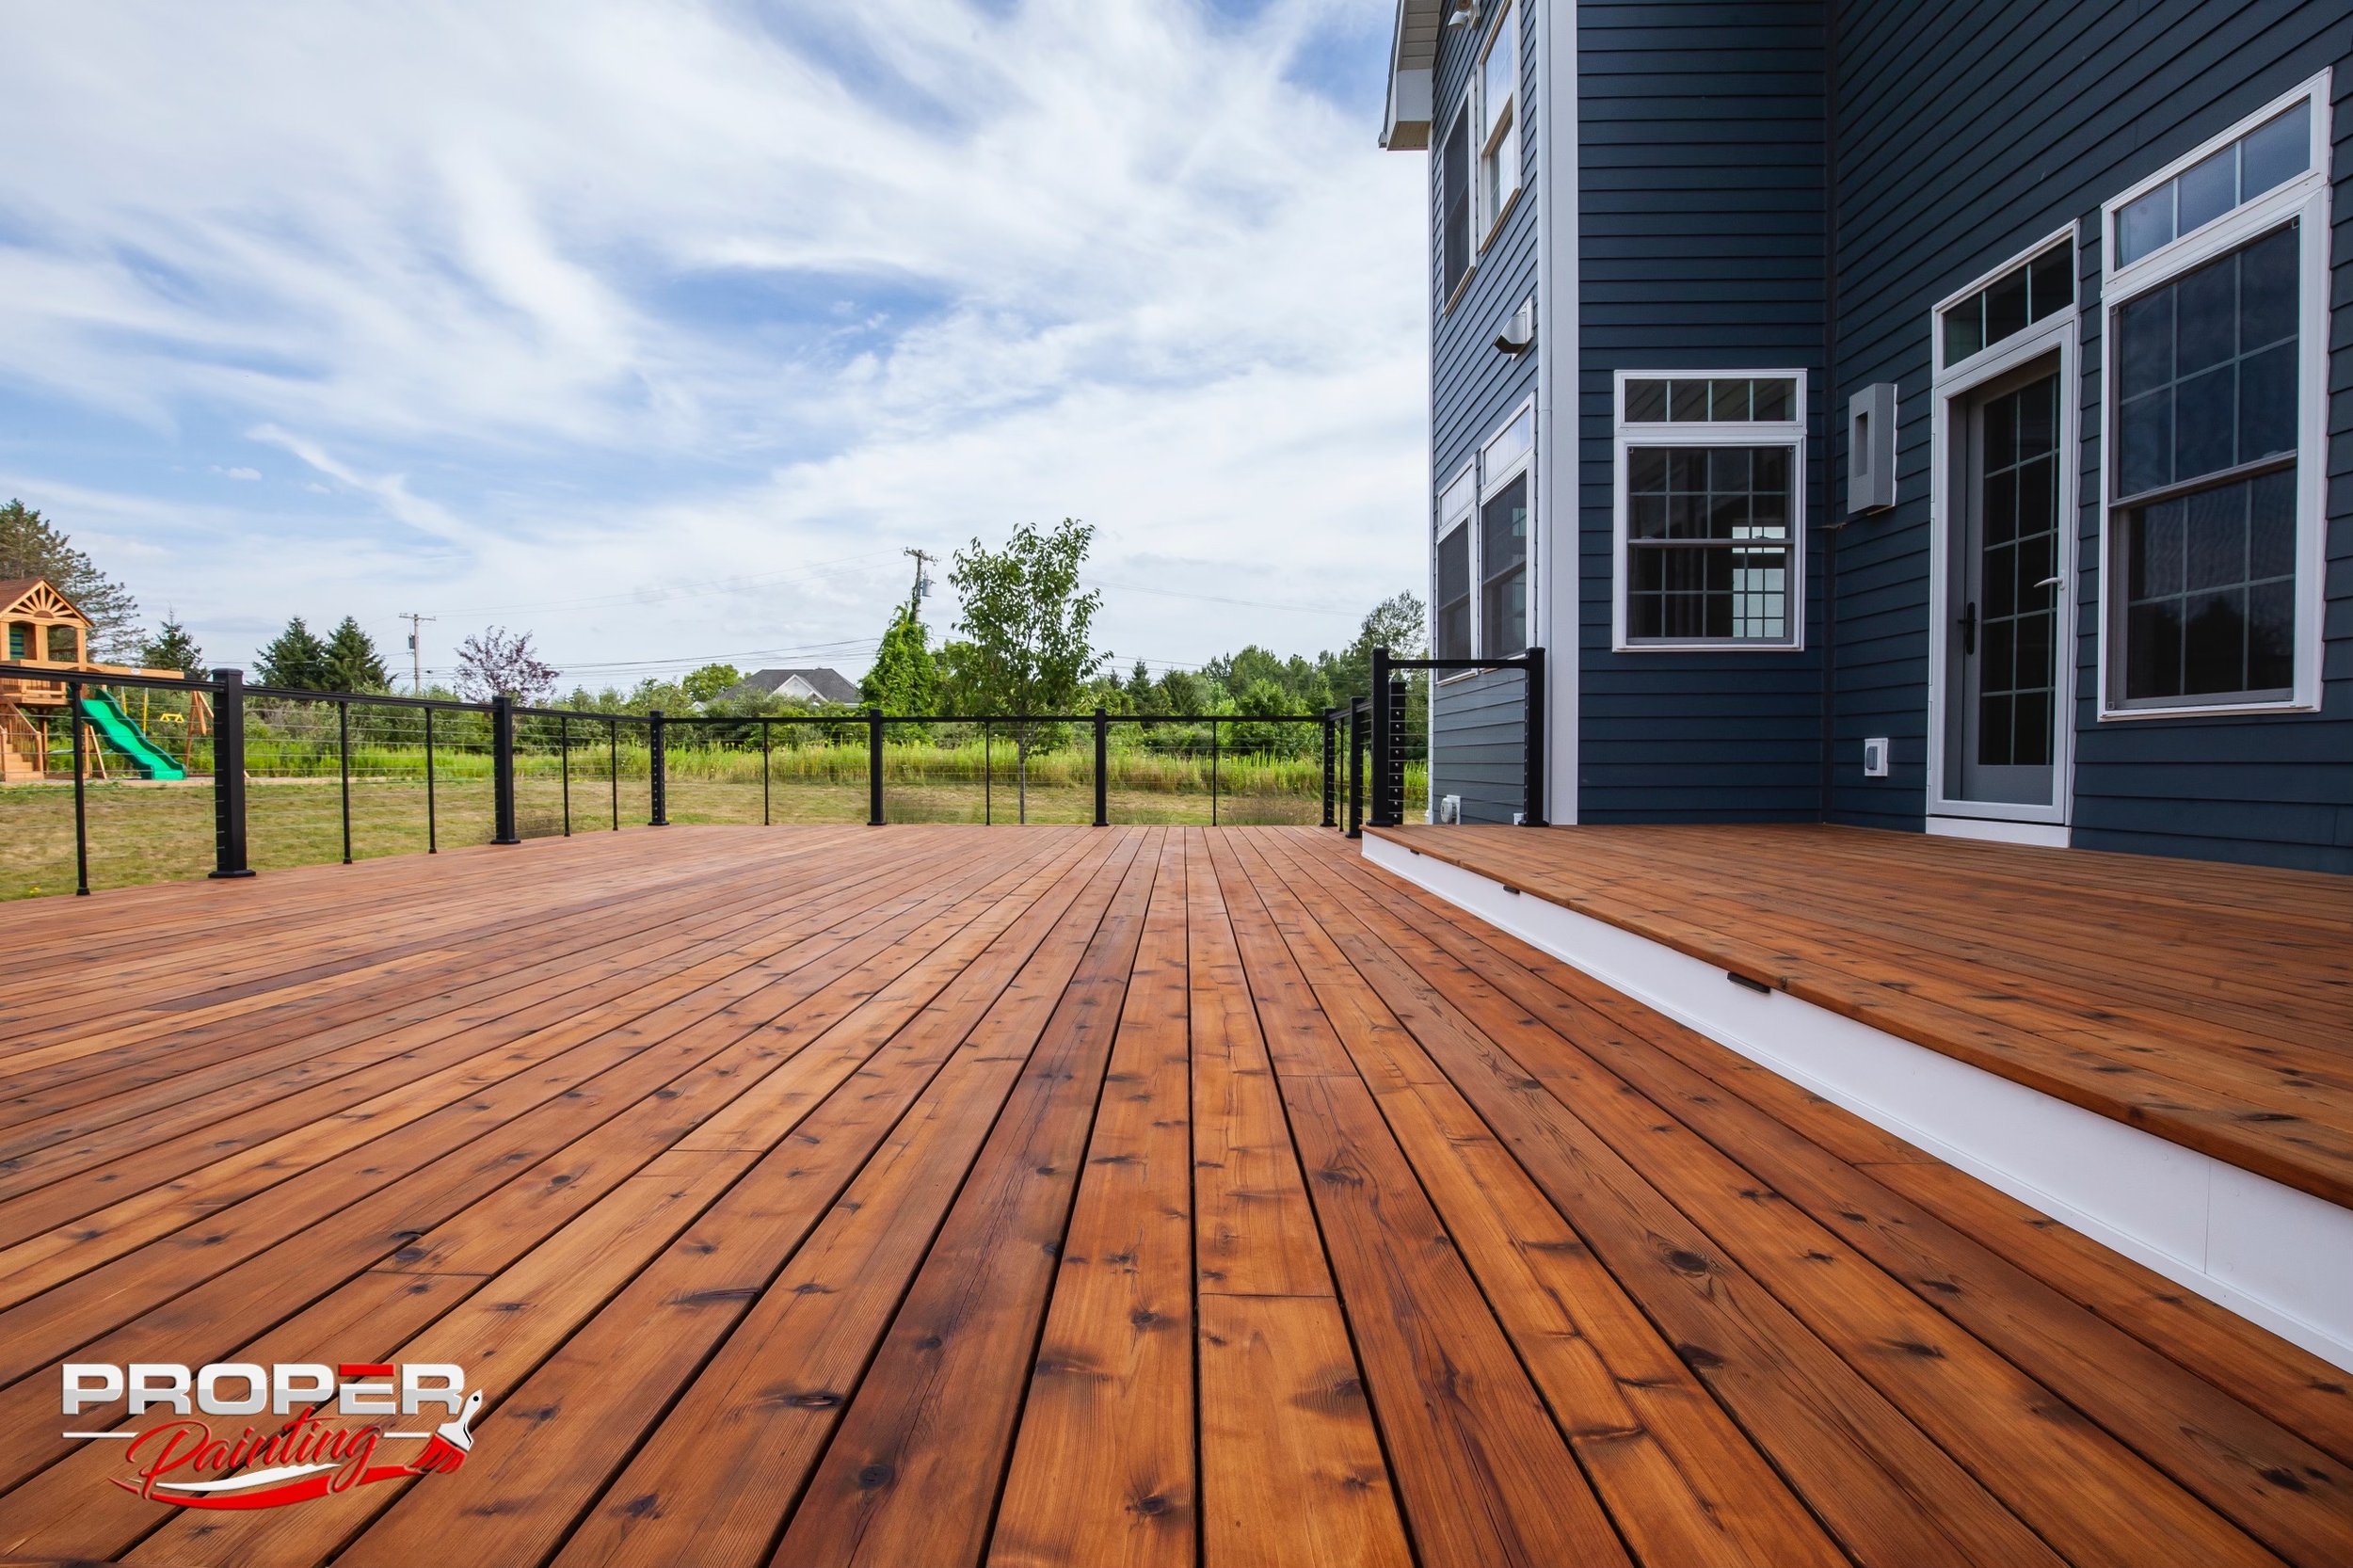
2116,103,2311,265
1625,376,1796,424
1441,112,1470,301
1943,243,2072,363
1625,445,1793,642
1752,378,1792,421
1625,380,1669,422
1481,473,1529,655
1974,376,2062,767
1670,381,1709,422
2121,469,2296,700
2113,225,2298,503
1435,525,1472,660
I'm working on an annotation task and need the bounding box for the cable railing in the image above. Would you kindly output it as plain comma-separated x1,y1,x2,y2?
1354,645,1548,833
1,659,1363,897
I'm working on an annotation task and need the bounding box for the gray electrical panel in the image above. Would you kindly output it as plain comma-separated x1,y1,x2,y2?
1847,382,1897,515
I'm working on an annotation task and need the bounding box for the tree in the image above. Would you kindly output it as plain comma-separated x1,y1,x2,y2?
681,663,743,707
0,499,142,659
454,626,558,704
322,616,390,693
859,605,938,717
254,616,331,690
947,519,1107,822
138,616,205,677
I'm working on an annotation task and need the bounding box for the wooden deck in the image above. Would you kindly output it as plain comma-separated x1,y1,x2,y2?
0,824,2346,1568
1372,822,2353,1210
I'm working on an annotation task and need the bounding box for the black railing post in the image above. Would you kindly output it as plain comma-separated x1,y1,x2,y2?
1368,646,1394,826
761,719,772,826
1209,718,1220,826
560,714,571,836
338,698,352,863
67,678,88,895
648,709,669,826
424,706,437,854
208,667,254,879
867,708,885,825
1093,707,1109,826
1320,708,1337,828
490,694,520,844
983,719,992,825
1521,647,1547,826
1346,695,1366,840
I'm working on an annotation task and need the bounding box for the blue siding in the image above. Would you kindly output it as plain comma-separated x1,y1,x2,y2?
1427,0,1539,808
1577,0,1830,823
1826,0,2353,871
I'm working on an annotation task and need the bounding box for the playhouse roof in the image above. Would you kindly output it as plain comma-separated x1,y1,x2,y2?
0,578,90,625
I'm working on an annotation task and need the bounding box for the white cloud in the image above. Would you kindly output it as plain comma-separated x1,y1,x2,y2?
212,466,262,480
0,0,1425,678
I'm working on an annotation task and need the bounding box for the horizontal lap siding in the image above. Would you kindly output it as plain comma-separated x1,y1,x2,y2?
1830,0,2353,870
1578,0,1830,823
1429,3,1538,804
1431,669,1529,822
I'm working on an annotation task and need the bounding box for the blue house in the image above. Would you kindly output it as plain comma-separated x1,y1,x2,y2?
1384,0,2351,873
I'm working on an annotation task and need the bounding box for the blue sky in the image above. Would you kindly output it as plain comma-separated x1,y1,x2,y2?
0,0,1423,688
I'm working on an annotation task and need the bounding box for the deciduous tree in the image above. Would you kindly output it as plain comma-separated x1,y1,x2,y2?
947,519,1106,822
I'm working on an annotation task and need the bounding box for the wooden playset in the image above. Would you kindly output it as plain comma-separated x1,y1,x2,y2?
1,577,207,783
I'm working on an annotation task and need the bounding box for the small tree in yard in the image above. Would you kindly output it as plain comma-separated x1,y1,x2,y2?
322,616,391,692
138,616,204,677
0,499,143,659
948,519,1106,823
254,616,331,689
455,626,558,704
681,663,742,707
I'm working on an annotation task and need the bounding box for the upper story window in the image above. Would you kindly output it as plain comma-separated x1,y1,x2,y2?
2100,74,2330,716
1434,466,1476,660
1476,4,1520,243
1940,241,2073,368
1440,108,1471,304
1614,371,1807,649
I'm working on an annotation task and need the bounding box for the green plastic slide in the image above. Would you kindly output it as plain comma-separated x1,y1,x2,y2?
75,690,187,780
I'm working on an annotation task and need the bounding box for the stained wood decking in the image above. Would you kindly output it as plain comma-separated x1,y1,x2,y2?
0,824,2346,1568
1372,822,2353,1211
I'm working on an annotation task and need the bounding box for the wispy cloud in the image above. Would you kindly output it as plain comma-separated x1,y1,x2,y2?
0,0,1421,680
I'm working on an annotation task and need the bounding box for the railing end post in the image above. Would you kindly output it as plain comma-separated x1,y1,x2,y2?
206,666,255,879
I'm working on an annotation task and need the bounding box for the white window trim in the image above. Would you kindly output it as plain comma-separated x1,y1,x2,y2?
2095,71,2331,720
1927,234,2080,827
1433,457,1479,681
1473,2,1520,248
1611,369,1808,652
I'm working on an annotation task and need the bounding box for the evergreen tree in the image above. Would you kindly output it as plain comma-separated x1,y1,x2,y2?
859,604,939,716
0,499,143,659
254,616,331,690
322,616,390,692
137,616,205,677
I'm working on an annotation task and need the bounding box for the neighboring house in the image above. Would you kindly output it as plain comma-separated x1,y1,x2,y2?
1384,0,2351,872
728,666,861,706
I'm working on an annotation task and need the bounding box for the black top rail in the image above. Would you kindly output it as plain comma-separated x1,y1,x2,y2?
1364,645,1545,830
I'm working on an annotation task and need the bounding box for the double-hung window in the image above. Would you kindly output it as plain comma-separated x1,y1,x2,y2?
1614,374,1806,648
1434,465,1476,660
1475,4,1519,244
2100,75,2330,715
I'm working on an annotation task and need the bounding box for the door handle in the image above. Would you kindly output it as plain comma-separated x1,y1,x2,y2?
2035,575,2062,590
1961,600,1977,657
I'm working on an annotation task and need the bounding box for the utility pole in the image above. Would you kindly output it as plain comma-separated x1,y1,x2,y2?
400,613,438,694
903,548,936,614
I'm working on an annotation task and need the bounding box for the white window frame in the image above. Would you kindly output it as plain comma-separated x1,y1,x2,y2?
1477,398,1535,661
2095,71,2332,720
1433,459,1479,680
1611,370,1807,651
1472,1,1520,248
1927,227,2081,826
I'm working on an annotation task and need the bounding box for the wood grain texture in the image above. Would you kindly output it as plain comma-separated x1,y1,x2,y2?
0,824,2334,1568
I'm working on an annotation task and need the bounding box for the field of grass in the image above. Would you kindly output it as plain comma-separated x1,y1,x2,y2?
0,744,1412,900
